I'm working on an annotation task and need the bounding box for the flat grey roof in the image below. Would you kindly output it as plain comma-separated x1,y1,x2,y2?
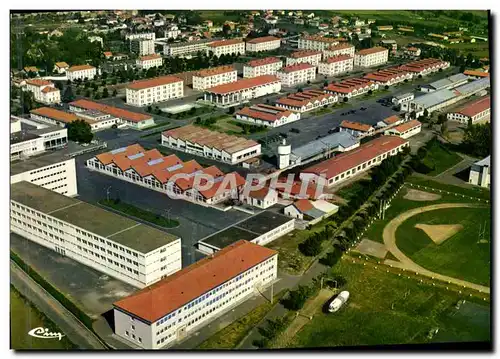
11,182,179,253
475,155,490,167
10,148,72,176
413,88,457,108
426,73,468,90
30,125,65,136
455,77,490,96
10,131,40,145
291,131,359,161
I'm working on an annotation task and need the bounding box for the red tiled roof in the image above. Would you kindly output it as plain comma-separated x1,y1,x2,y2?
340,120,373,132
391,120,421,133
246,57,282,67
208,38,244,47
294,199,314,212
103,52,113,57
55,61,69,68
276,90,333,108
26,79,53,87
246,36,280,44
363,67,410,82
205,75,279,95
302,35,339,44
399,58,448,73
463,70,490,78
325,43,355,51
96,144,145,165
41,87,60,93
456,96,490,117
322,55,352,64
302,136,408,180
69,99,152,123
383,115,401,125
31,107,77,123
67,64,96,72
113,240,277,323
356,46,388,56
247,186,273,199
275,180,321,199
325,78,374,94
279,63,315,73
290,50,322,59
193,65,235,78
236,105,293,123
139,54,162,61
127,75,183,90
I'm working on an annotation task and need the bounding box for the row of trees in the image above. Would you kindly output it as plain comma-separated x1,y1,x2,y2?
459,121,491,158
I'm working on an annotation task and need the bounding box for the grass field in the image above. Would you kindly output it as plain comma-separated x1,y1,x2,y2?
287,258,490,348
447,42,490,58
10,286,77,350
406,175,491,200
420,140,463,176
215,117,244,134
396,207,490,286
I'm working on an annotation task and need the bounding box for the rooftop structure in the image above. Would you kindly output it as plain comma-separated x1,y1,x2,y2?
289,50,322,59
246,36,280,44
356,46,387,56
126,75,183,90
279,63,315,73
235,104,295,124
246,57,282,67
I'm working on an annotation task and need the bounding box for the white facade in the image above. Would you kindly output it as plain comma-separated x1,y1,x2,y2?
163,39,214,57
384,121,422,139
275,91,337,113
131,39,156,56
10,184,182,289
447,97,490,124
277,65,316,87
11,157,77,196
126,32,156,41
243,58,283,78
67,65,97,81
239,188,278,209
11,127,68,161
126,77,184,107
192,68,238,91
286,52,322,67
207,40,245,57
136,55,163,70
354,48,389,67
246,37,281,52
25,80,61,105
10,136,45,160
298,36,339,51
318,56,353,77
322,44,355,59
164,26,181,39
11,117,22,133
235,106,301,128
392,93,415,106
469,156,490,188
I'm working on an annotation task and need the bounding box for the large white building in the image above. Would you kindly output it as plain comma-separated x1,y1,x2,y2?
275,89,337,113
126,32,156,41
298,35,340,51
322,43,355,59
277,63,316,87
131,38,156,56
112,240,277,349
235,104,301,128
384,120,422,139
163,39,215,57
25,79,61,104
420,73,469,93
318,55,353,77
66,64,97,81
204,75,281,107
354,47,389,67
243,57,283,78
126,76,184,107
469,156,490,188
136,54,163,70
447,96,490,124
207,39,245,57
85,144,246,206
192,66,238,91
286,50,322,67
161,125,261,165
10,181,181,289
245,36,281,52
10,124,68,161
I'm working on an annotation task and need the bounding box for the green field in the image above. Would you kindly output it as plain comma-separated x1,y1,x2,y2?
396,207,490,286
421,141,463,176
288,258,490,348
406,175,491,200
447,42,490,58
10,286,77,350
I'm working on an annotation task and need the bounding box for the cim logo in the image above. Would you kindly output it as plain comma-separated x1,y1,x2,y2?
28,327,65,341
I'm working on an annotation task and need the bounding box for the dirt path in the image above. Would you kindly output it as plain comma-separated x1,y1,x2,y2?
382,203,490,294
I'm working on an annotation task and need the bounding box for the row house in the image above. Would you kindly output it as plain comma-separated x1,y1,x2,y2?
277,63,316,87
324,77,379,99
126,76,184,107
275,89,337,113
243,57,283,78
447,96,490,124
192,66,238,91
318,55,353,77
286,50,322,67
363,67,413,86
398,58,450,77
235,104,301,128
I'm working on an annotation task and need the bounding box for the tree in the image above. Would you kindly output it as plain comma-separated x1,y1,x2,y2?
384,85,389,90
84,89,91,98
423,109,429,118
228,107,235,114
323,80,328,87
410,111,416,119
281,285,314,311
367,89,373,95
66,119,93,143
21,91,35,114
147,105,152,113
306,80,311,85
440,121,449,138
112,88,117,96
102,88,109,98
297,87,303,93
62,86,75,103
461,122,491,158
343,96,348,103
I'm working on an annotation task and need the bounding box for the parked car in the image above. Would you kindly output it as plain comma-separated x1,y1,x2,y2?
290,128,301,133
360,107,367,111
328,291,350,313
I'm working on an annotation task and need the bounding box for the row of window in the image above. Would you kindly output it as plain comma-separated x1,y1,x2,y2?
29,162,66,176
75,228,140,258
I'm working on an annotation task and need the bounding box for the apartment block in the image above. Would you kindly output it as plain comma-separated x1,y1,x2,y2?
318,55,353,77
25,79,61,104
286,50,322,67
126,76,184,107
136,54,163,70
131,39,156,56
243,57,283,78
246,36,281,52
207,39,245,57
298,35,340,51
354,47,389,67
192,66,238,91
277,63,316,87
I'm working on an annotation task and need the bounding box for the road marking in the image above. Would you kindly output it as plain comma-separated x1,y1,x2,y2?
107,223,142,238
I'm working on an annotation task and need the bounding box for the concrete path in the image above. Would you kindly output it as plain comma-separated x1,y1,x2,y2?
382,203,490,294
10,261,107,350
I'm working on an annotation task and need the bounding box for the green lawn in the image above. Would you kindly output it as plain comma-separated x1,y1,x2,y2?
406,175,491,200
287,258,490,348
10,286,77,350
335,178,371,203
421,141,463,176
447,42,490,58
99,199,179,228
396,207,490,286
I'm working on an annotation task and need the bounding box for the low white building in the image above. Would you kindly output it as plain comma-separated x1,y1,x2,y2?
192,66,238,91
447,96,490,124
235,104,300,128
25,79,61,104
318,55,353,77
126,76,184,107
136,54,163,70
420,73,469,93
364,68,413,87
204,75,281,107
113,240,277,349
10,116,22,134
469,156,490,188
354,47,389,67
239,187,278,209
339,120,375,138
10,181,182,289
53,61,69,74
298,35,340,51
243,57,283,78
130,38,156,56
324,78,379,99
399,58,450,77
207,39,245,57
275,89,337,113
322,43,355,59
277,63,316,87
392,92,415,106
376,115,403,128
286,50,322,67
10,125,68,161
162,125,261,165
246,36,281,52
284,199,339,225
384,120,422,139
66,64,97,81
164,26,181,39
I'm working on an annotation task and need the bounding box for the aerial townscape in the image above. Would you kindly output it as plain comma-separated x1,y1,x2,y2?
9,9,491,351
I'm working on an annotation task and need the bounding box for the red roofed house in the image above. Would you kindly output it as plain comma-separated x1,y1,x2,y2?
192,65,237,91
243,57,283,78
300,135,409,187
53,61,69,74
463,69,490,80
204,75,281,107
25,79,61,104
354,47,389,67
246,36,281,52
112,240,278,349
103,51,113,59
235,104,300,128
399,58,450,77
284,199,339,224
376,115,403,128
286,50,322,66
136,54,163,70
318,55,354,77
275,89,337,113
207,38,245,57
339,120,375,138
67,64,97,81
125,76,184,107
363,67,413,86
324,77,379,99
239,186,278,209
447,96,490,124
277,63,316,87
384,119,422,139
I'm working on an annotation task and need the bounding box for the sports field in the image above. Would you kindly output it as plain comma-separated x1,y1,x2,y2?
287,258,490,348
